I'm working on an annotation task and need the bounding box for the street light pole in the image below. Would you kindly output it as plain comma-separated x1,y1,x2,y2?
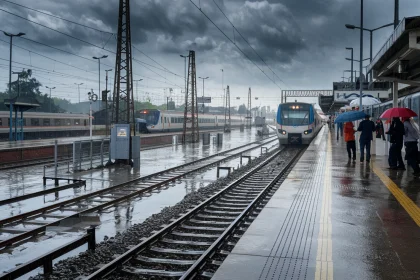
221,69,224,110
180,54,189,98
394,0,399,28
198,76,209,113
345,47,354,83
4,31,25,141
75,83,83,104
105,69,112,137
345,23,393,82
133,79,143,111
46,86,56,113
93,55,108,104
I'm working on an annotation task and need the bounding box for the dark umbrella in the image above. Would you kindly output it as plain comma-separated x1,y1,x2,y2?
334,111,366,123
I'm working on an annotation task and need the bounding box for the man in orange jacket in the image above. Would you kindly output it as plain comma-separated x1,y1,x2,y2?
344,121,356,160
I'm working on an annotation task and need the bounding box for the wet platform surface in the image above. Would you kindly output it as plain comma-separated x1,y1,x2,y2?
213,127,420,280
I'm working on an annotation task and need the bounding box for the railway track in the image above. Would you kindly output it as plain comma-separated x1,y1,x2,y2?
0,136,277,250
83,146,305,280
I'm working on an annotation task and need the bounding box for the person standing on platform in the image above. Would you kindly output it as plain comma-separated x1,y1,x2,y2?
386,117,405,170
375,119,385,140
403,118,420,175
337,122,343,140
357,115,376,163
344,121,356,160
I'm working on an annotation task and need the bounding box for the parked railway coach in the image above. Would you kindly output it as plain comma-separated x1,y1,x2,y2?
276,102,323,145
138,109,244,133
0,111,91,140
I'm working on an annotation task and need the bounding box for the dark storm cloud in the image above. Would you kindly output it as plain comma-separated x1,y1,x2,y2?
0,0,337,65
1,0,418,94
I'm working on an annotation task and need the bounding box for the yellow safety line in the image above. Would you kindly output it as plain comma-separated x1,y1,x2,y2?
315,134,333,280
372,163,420,227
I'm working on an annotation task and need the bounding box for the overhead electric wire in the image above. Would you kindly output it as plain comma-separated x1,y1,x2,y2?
1,0,115,35
0,6,188,92
6,35,170,86
1,8,185,84
212,0,287,87
0,8,117,54
189,0,282,90
132,44,184,80
0,38,96,74
0,59,99,83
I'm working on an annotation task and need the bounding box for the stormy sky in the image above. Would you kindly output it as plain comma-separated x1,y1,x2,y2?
0,0,418,110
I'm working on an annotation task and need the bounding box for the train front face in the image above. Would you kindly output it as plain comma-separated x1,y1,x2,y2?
276,103,315,145
138,109,161,132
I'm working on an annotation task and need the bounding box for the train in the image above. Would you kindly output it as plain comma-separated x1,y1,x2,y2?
0,111,92,140
276,102,323,145
362,92,420,124
137,109,244,133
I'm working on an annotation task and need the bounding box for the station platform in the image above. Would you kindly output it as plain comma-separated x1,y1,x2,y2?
0,128,230,151
213,127,420,280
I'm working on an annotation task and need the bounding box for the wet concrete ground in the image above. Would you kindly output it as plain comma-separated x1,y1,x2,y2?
0,128,277,277
213,127,420,280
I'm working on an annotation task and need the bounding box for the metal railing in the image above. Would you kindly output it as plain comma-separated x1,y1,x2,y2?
0,227,96,280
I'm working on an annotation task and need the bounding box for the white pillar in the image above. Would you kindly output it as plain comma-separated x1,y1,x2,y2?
89,101,92,139
393,82,398,108
372,132,376,155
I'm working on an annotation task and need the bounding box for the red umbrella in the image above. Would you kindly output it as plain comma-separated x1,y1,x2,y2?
379,107,418,119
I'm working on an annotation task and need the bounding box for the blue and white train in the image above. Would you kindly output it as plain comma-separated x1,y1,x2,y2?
276,102,323,145
137,109,244,133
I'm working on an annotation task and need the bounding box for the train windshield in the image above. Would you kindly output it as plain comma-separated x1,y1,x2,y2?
279,104,311,126
138,110,160,126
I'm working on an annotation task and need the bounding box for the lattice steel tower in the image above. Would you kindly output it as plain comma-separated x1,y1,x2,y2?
182,50,199,144
112,0,134,129
246,87,252,128
224,85,231,133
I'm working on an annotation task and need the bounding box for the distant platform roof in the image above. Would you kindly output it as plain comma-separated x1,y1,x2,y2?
368,16,420,86
5,96,40,111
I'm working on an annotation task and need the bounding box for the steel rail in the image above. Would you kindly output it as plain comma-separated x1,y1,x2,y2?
180,148,304,279
84,147,292,279
0,137,277,249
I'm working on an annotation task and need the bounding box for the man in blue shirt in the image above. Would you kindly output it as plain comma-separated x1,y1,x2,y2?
357,115,376,163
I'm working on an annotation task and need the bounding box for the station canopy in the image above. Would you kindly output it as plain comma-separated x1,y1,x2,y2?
368,16,420,87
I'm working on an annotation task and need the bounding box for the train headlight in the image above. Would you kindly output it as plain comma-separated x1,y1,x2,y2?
304,129,313,135
278,129,286,135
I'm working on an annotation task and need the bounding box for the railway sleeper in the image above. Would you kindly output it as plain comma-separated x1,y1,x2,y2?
195,214,235,221
149,246,206,255
227,189,261,195
206,205,246,211
202,209,242,215
188,219,231,226
219,197,253,203
222,194,253,200
240,180,272,185
170,231,219,239
122,266,185,277
180,225,226,232
134,255,196,266
213,201,251,208
161,238,213,246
